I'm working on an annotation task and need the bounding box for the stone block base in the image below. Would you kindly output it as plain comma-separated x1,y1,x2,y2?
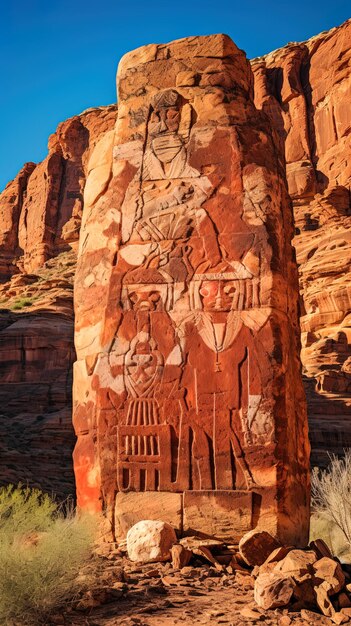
183,490,253,542
115,490,254,541
115,491,182,540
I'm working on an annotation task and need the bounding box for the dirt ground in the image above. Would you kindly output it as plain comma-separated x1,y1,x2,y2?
57,555,336,626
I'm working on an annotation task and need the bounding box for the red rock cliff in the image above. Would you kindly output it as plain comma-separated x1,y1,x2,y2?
0,105,117,280
252,18,351,465
0,105,117,497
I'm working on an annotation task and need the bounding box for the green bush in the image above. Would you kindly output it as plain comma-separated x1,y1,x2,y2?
11,297,34,310
0,484,95,625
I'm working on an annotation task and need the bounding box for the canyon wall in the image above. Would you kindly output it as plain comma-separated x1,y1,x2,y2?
0,105,117,280
252,18,351,465
0,106,117,497
0,19,349,496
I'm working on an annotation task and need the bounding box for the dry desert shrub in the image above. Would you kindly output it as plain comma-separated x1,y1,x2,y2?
0,484,95,625
311,451,351,562
310,513,351,561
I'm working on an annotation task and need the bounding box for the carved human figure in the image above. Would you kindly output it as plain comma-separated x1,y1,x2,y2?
142,89,197,180
102,286,185,493
169,266,270,491
101,84,273,497
117,88,223,288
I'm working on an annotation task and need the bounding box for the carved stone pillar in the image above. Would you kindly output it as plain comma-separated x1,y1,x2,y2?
73,34,310,546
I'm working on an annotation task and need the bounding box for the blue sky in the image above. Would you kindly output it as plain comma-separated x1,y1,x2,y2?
0,0,350,192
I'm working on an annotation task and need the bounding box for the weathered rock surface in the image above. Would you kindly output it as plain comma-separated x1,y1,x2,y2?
0,251,76,497
0,162,36,281
0,105,117,279
171,544,192,569
254,571,295,610
273,549,316,581
252,18,351,466
251,541,351,622
73,33,309,545
239,530,281,566
313,557,345,596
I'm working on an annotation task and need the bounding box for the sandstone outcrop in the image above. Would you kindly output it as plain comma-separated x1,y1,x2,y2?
0,105,117,280
0,162,36,281
252,18,351,466
0,106,117,497
73,34,309,544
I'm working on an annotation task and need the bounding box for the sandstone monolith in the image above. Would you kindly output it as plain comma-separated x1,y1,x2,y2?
73,34,310,544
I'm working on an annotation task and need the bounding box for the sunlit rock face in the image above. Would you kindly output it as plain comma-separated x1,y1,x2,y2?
0,105,117,280
73,34,310,545
0,106,117,498
252,18,351,466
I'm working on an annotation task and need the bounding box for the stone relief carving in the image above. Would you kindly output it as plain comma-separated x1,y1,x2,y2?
142,89,198,181
95,85,276,495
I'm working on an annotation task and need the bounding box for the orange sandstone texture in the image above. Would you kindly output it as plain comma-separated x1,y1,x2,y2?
0,162,36,281
73,35,310,544
252,18,351,465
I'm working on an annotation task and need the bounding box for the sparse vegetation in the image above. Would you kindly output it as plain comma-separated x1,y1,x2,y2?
11,297,34,310
0,249,76,312
0,484,95,625
311,450,351,562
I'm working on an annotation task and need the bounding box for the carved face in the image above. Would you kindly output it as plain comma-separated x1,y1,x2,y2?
127,346,158,385
149,102,184,165
151,133,183,164
149,107,183,166
149,107,180,136
128,289,163,311
199,280,237,311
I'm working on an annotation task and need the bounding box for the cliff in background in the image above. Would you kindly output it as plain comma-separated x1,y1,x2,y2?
0,19,350,496
0,106,117,497
252,18,351,465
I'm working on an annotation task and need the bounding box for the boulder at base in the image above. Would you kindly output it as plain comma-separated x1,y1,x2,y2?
254,572,295,609
126,520,177,563
239,529,281,566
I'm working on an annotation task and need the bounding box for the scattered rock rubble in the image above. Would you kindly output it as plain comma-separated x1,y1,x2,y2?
52,524,351,626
